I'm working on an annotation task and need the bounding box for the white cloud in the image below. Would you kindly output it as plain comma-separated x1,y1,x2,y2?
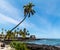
0,13,19,24
0,0,22,19
0,13,37,30
0,0,33,28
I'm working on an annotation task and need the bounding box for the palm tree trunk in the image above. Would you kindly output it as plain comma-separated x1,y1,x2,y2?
10,16,27,31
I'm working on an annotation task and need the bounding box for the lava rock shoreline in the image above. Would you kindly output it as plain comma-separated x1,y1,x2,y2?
26,43,60,50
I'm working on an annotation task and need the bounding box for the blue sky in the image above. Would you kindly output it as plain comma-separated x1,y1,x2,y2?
0,0,60,38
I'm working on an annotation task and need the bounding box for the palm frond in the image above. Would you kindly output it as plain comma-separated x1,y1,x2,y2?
28,12,30,18
33,9,36,13
29,2,35,7
23,5,26,8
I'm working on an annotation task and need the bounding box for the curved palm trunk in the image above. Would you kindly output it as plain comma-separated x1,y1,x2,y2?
10,16,26,31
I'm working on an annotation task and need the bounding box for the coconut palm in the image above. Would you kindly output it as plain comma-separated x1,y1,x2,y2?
10,2,35,31
19,29,25,38
5,30,15,40
5,30,11,40
14,30,17,37
1,28,4,39
17,28,19,31
1,28,4,35
16,28,19,37
19,28,30,38
23,28,30,35
5,29,7,33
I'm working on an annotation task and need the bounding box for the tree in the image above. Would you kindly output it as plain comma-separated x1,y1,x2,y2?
23,28,30,36
5,29,7,33
10,2,35,31
1,28,4,39
1,28,4,35
19,29,26,38
16,28,19,37
5,30,15,40
14,30,17,38
19,28,30,38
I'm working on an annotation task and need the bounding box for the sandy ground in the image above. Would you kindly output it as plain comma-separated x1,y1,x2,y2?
0,47,15,50
0,46,15,50
0,42,15,50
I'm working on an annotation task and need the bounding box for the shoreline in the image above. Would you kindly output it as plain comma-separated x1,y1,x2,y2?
26,43,60,50
0,41,60,50
1,40,60,50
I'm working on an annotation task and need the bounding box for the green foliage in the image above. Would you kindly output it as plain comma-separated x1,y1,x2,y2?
19,28,30,38
1,28,4,35
5,28,30,40
10,41,29,50
5,30,15,40
10,2,35,31
23,2,35,17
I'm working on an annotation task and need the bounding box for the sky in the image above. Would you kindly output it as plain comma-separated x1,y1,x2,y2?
0,0,60,38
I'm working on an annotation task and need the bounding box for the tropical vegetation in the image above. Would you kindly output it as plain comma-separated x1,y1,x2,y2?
10,2,35,31
0,2,35,50
5,28,30,40
10,41,29,50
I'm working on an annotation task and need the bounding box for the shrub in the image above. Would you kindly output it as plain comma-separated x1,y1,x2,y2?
10,41,29,50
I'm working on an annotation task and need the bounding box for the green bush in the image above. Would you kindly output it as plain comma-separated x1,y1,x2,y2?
10,41,29,50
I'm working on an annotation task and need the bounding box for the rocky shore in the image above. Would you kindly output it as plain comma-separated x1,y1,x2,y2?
1,40,60,50
26,43,60,50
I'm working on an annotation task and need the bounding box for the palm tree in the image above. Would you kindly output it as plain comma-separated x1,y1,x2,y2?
16,28,19,37
10,2,35,31
14,30,17,37
5,30,11,40
17,28,19,31
5,29,7,33
1,28,4,35
19,28,30,38
5,30,15,40
1,28,4,39
23,28,30,35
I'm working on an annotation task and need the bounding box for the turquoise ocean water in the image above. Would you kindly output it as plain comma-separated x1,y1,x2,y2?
26,39,60,46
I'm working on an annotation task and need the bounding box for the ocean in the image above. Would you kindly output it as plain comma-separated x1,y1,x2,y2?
26,39,60,46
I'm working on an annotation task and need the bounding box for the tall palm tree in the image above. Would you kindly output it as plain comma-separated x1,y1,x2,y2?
10,2,35,31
